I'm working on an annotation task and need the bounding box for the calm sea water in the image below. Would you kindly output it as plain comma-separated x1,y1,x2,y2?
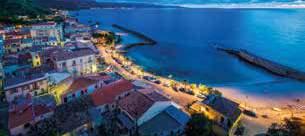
72,8,305,98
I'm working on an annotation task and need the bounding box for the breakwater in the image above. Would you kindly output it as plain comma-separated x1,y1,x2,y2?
217,47,305,81
112,24,157,49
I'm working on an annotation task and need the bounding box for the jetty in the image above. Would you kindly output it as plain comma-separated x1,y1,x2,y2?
217,47,305,81
112,24,157,49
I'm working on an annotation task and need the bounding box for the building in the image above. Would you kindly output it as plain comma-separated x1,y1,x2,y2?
60,74,112,103
90,79,134,114
51,48,97,76
4,73,48,102
31,22,63,46
190,95,242,136
0,36,4,57
64,23,91,38
0,62,4,96
116,89,189,136
8,101,54,136
31,52,41,68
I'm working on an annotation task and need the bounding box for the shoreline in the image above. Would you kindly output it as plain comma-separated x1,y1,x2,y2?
97,40,305,134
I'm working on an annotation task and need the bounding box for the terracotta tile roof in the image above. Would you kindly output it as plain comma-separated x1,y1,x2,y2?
62,75,112,98
85,75,112,81
117,91,154,120
8,103,54,129
33,105,53,117
8,104,33,129
65,77,97,93
91,79,134,106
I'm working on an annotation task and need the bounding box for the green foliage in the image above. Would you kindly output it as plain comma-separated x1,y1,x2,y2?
208,88,222,96
198,84,208,93
0,0,50,24
267,117,305,136
185,113,213,136
0,129,7,136
93,32,116,45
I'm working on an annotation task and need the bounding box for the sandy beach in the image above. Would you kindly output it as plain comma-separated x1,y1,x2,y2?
217,86,305,134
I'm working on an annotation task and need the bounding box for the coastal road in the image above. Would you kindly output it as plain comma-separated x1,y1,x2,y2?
97,45,305,135
97,46,199,108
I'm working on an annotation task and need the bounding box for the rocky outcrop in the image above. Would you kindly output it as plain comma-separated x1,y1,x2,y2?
217,47,305,81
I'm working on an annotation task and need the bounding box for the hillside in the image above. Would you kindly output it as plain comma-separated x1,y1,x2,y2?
33,0,101,10
0,0,50,24
34,0,170,10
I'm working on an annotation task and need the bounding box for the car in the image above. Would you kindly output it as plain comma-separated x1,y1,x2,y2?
197,94,206,99
243,109,257,118
179,87,186,92
153,80,161,84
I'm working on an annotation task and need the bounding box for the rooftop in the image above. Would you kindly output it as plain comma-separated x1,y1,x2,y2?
203,95,241,121
4,73,47,90
32,22,56,27
118,91,155,120
8,103,54,129
51,48,95,61
91,79,134,106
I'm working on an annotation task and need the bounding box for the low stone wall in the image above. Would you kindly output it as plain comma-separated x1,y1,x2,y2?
112,24,157,50
217,47,305,81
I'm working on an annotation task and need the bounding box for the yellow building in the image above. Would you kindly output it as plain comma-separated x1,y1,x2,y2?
31,52,41,67
190,95,242,136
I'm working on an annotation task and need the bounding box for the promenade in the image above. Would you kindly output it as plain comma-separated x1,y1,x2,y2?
97,44,305,135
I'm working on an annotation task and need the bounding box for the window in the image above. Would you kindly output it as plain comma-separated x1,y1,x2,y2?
227,120,232,127
220,117,224,124
62,62,66,67
88,57,92,62
64,97,67,103
37,62,40,65
80,59,83,63
72,60,76,66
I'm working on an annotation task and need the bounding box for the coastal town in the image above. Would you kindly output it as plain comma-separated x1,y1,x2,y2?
0,5,304,136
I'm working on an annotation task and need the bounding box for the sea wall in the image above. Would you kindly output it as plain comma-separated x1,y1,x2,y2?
217,47,305,81
112,24,157,49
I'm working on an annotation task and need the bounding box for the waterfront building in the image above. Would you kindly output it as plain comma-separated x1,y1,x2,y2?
64,23,91,38
4,73,49,102
51,48,97,76
30,22,63,46
116,89,189,136
190,94,242,136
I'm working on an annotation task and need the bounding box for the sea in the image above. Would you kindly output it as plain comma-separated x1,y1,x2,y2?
72,7,305,100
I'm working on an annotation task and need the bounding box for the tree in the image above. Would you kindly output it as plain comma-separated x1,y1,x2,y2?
98,124,109,136
267,117,305,136
185,113,213,136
